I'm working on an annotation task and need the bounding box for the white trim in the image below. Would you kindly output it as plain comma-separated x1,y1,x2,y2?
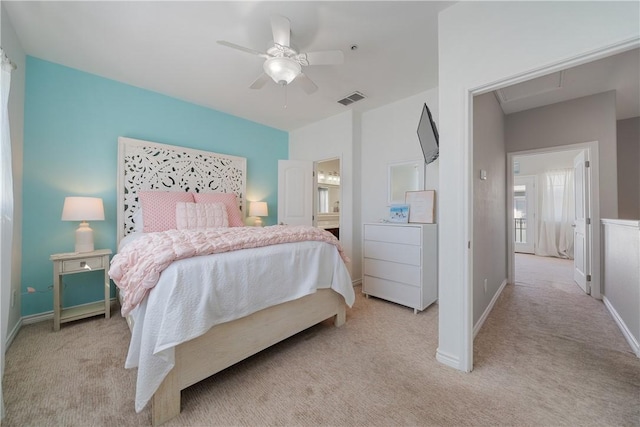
351,278,362,287
464,39,636,371
5,318,22,349
603,296,640,358
473,279,508,339
21,310,53,325
436,348,462,370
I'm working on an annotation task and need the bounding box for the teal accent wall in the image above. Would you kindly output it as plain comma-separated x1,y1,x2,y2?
22,57,288,317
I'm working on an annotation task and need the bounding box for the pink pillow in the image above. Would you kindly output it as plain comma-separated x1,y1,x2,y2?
175,202,229,229
192,192,244,227
138,191,195,232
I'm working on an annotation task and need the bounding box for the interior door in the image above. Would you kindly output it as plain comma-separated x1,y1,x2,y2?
573,150,590,294
277,160,313,226
513,176,536,254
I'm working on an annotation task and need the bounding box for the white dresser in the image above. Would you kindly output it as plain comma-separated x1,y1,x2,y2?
362,223,437,313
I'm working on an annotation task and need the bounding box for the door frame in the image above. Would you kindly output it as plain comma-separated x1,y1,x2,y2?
506,141,601,298
513,175,537,254
314,156,342,232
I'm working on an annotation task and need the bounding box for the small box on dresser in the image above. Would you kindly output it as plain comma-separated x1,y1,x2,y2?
362,223,437,313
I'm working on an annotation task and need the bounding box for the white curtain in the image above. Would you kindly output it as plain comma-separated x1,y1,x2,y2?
0,48,14,420
536,168,575,259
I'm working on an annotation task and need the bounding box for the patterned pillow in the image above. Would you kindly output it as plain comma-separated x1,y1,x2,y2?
138,191,195,232
175,202,229,229
192,192,245,227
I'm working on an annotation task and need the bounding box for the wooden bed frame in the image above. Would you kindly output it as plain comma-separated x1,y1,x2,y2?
116,137,348,425
152,289,345,425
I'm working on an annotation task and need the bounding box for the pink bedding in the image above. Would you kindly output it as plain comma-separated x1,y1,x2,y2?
109,225,348,316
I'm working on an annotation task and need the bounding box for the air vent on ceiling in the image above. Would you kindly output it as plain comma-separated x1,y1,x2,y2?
338,91,366,106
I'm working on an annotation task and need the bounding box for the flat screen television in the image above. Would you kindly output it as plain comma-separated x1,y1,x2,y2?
417,103,439,165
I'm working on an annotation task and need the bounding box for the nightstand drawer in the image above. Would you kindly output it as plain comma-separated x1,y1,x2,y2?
61,257,104,273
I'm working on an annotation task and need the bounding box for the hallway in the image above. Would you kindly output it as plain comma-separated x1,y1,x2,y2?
472,253,638,423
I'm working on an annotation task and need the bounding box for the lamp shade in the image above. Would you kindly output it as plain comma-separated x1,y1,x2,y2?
263,57,301,85
249,201,268,217
61,197,105,221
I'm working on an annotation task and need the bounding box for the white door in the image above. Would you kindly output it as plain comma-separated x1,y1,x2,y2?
277,160,313,226
514,176,536,254
573,151,590,294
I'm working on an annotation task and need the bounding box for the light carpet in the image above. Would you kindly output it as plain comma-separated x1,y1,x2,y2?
3,254,639,426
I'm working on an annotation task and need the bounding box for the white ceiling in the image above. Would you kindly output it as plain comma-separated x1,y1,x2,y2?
496,48,639,120
3,1,454,131
4,2,638,132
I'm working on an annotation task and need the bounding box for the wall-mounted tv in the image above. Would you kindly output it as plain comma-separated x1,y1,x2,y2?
417,103,439,165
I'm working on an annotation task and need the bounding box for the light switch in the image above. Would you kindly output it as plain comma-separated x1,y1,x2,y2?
480,169,487,180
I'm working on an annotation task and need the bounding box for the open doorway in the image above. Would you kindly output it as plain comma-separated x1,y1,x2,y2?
315,158,341,239
508,144,599,297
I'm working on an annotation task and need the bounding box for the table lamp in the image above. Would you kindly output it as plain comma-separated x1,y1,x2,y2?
249,201,268,227
61,196,105,252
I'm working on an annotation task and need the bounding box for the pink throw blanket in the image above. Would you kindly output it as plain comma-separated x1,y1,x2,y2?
109,225,349,316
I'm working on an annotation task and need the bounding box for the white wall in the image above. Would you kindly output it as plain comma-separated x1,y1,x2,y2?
601,220,640,356
1,2,26,345
472,92,506,326
438,1,639,371
361,88,439,224
616,117,640,219
289,111,357,279
506,91,618,219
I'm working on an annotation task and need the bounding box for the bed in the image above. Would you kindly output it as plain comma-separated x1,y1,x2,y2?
112,137,355,425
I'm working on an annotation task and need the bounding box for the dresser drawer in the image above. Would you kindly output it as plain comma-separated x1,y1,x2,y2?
363,258,420,286
364,240,421,266
61,256,104,273
364,224,421,245
363,275,421,309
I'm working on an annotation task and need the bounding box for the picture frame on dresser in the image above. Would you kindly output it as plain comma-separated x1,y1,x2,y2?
405,190,435,224
389,204,410,223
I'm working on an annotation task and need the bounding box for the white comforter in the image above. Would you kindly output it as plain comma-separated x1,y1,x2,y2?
121,236,355,412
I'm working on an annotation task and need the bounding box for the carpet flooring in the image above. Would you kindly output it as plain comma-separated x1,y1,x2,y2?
3,254,639,426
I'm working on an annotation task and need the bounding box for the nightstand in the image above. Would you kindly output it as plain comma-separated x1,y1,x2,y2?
50,249,112,331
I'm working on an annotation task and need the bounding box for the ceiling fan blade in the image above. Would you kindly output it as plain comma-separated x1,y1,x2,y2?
271,15,291,47
217,40,269,58
249,73,271,90
303,50,344,66
295,73,318,95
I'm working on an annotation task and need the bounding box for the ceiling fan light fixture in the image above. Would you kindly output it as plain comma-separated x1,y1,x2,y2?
263,57,301,85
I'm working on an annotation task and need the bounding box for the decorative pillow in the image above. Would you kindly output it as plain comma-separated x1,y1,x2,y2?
138,191,195,232
175,202,229,229
192,192,244,227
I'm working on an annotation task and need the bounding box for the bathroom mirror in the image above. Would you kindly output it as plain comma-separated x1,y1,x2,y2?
388,160,425,204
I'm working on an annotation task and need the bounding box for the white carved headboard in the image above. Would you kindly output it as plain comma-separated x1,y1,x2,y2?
117,137,247,244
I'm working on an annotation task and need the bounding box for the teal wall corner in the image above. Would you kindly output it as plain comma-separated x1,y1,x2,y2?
22,56,288,316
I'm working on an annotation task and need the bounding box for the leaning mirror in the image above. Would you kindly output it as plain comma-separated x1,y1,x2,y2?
388,160,425,205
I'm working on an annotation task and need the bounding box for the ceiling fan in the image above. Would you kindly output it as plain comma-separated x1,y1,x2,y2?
217,15,344,94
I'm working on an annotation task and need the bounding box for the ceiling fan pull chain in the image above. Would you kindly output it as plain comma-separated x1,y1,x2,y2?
283,83,288,109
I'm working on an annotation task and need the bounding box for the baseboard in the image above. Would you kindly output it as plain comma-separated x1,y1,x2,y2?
473,278,508,339
21,310,53,325
352,278,362,287
5,318,23,349
603,296,640,358
436,348,464,370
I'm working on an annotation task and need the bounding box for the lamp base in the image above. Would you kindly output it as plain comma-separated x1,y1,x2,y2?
254,218,263,227
75,221,95,252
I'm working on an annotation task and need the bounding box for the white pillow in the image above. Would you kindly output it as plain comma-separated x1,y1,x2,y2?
175,202,229,229
132,209,144,233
